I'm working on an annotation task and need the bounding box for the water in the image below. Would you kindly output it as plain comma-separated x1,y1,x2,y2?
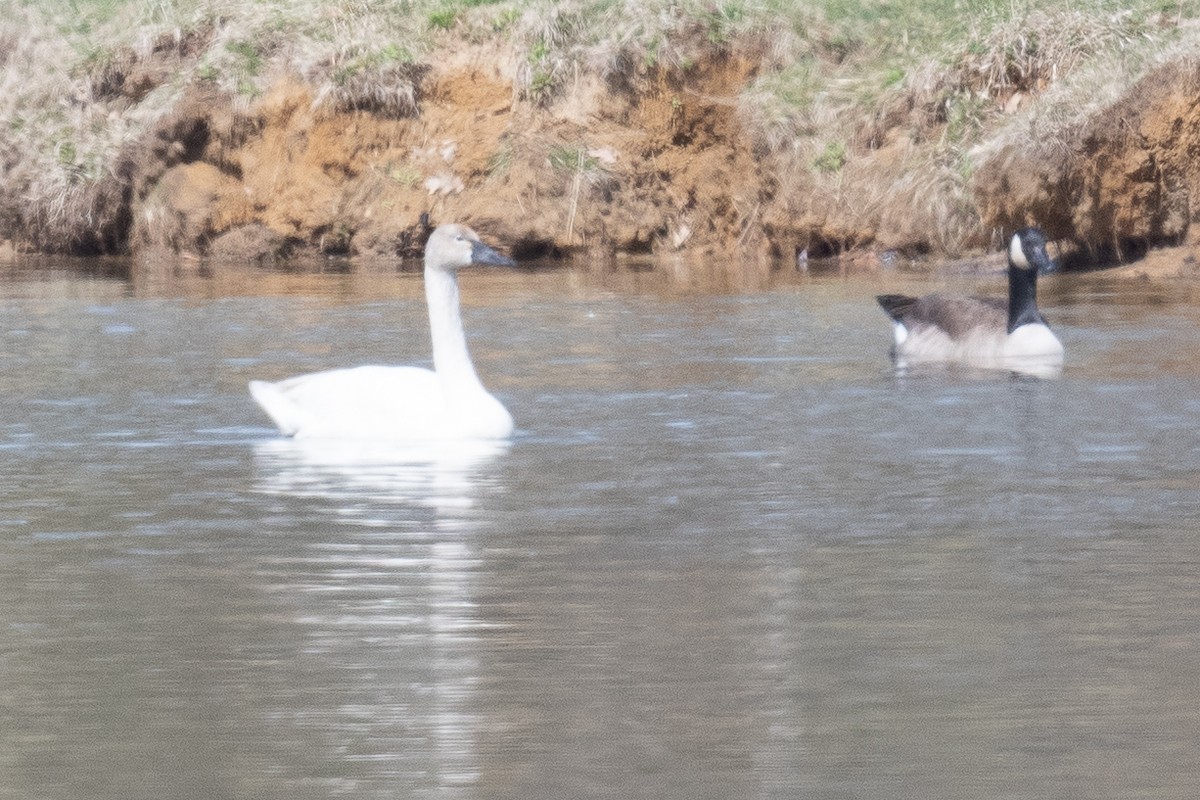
2,258,1200,799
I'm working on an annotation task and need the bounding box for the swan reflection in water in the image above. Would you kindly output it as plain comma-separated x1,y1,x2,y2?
252,436,511,517
250,436,510,791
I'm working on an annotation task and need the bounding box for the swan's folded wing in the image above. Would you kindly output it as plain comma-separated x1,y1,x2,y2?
251,365,444,438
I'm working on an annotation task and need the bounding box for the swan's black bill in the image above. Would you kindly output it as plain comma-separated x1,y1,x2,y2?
472,240,516,267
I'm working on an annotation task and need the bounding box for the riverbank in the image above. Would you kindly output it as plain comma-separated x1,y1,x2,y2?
4,0,1200,270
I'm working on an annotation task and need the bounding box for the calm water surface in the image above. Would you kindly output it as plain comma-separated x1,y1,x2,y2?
2,257,1199,799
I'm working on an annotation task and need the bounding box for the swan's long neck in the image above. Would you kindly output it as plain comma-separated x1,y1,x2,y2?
425,267,485,394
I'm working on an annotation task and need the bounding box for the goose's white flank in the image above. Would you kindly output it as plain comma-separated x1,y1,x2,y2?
876,227,1063,373
249,223,516,440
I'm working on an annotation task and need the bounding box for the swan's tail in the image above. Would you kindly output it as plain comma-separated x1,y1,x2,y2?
248,380,308,437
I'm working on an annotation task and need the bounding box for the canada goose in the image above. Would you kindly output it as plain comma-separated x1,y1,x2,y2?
248,223,516,440
876,227,1063,373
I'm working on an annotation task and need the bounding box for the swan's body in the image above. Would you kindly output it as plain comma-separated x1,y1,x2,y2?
249,223,515,440
876,227,1063,373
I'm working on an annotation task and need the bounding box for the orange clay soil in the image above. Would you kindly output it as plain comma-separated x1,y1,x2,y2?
125,49,778,267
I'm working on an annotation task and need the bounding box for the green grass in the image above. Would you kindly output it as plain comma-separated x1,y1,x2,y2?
813,140,847,173
549,144,604,174
428,7,459,30
332,43,415,85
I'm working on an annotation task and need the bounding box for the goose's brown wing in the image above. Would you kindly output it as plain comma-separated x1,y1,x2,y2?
878,293,1006,340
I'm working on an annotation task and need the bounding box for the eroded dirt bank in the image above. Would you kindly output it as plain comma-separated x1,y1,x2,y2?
9,45,1200,271
122,49,780,267
973,58,1200,268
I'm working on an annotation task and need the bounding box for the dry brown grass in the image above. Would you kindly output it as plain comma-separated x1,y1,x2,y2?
954,9,1158,96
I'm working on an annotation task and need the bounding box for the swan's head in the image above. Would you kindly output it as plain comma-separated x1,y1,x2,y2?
1009,227,1057,275
425,223,516,273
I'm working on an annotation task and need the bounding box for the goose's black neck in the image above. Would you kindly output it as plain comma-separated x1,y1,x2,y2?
1007,263,1044,334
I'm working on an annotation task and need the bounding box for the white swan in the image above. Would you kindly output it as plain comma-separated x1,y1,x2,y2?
875,227,1064,375
249,223,516,440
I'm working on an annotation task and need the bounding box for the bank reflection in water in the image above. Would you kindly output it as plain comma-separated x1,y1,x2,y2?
250,437,509,794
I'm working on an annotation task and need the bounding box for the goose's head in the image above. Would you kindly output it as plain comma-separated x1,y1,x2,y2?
425,223,516,273
1008,227,1057,275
